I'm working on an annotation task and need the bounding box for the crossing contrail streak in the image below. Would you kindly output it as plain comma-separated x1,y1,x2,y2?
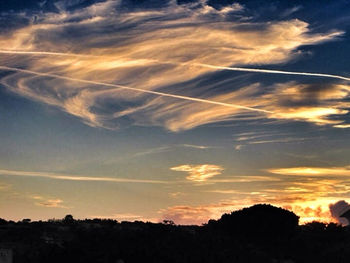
196,63,350,82
1,49,350,81
0,65,272,114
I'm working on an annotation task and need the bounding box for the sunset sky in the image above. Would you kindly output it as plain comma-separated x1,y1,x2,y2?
1,0,350,225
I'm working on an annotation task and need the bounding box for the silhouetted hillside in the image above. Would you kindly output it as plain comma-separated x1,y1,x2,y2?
0,204,350,263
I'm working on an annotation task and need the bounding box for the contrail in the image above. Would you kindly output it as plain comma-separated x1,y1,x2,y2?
1,49,350,81
196,63,350,82
0,65,271,114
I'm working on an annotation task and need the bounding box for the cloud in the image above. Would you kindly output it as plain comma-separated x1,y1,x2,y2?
329,200,350,225
171,164,224,182
169,191,186,198
160,203,237,225
233,130,316,149
0,182,11,191
199,62,350,82
280,5,302,18
0,0,344,131
3,66,350,131
268,166,350,176
159,195,301,225
36,199,66,208
180,144,213,149
160,194,342,225
0,65,270,130
334,124,350,128
32,196,69,208
133,143,213,157
205,190,239,194
283,204,333,224
260,82,350,127
0,169,170,184
160,165,350,225
133,146,171,157
248,137,308,145
235,145,243,150
207,175,281,183
159,170,350,224
89,213,143,221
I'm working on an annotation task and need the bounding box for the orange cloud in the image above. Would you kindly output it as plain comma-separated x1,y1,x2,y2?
171,164,224,182
160,199,340,225
283,205,334,224
35,198,68,208
268,166,350,176
89,213,144,221
160,202,244,225
0,1,344,131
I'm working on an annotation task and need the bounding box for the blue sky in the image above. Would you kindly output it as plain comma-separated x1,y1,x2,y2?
1,0,350,224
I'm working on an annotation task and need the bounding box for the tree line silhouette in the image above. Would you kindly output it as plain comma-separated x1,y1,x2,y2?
0,204,350,263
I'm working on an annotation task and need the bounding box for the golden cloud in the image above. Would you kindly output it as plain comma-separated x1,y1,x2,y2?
160,201,244,225
0,1,345,131
171,164,224,182
160,173,350,225
263,83,350,126
160,194,343,225
35,198,68,208
268,166,350,176
89,213,143,221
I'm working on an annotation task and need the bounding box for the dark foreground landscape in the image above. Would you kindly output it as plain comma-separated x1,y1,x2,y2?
1,204,349,263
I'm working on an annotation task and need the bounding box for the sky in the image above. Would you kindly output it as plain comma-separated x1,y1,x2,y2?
1,0,350,225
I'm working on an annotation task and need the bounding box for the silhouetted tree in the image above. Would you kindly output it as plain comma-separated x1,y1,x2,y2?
63,214,74,224
163,219,175,225
1,204,350,263
207,204,299,237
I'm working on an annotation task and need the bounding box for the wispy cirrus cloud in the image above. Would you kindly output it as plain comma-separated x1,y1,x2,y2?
233,130,317,150
171,164,224,182
133,143,213,157
205,175,281,183
0,0,345,131
0,169,170,184
180,144,214,150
